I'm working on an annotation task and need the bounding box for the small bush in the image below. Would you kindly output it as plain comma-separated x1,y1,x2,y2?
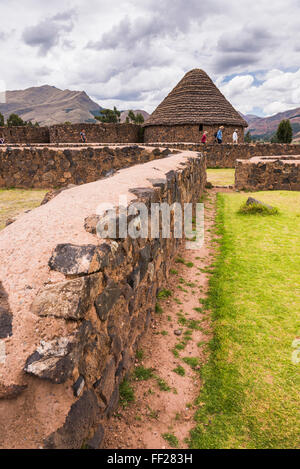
238,202,279,216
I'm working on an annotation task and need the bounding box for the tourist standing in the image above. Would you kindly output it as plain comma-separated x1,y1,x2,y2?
216,126,224,144
201,131,207,144
0,137,4,144
80,130,87,143
233,129,238,144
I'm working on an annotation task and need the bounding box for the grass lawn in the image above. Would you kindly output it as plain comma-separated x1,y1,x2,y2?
190,191,300,449
207,168,235,187
0,188,47,230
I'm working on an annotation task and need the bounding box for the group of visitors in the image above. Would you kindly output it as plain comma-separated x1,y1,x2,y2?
201,127,239,144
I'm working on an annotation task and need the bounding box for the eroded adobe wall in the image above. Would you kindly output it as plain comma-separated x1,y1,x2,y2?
49,123,140,144
0,126,50,143
0,150,206,449
144,142,300,168
144,124,245,144
235,155,300,191
0,145,175,188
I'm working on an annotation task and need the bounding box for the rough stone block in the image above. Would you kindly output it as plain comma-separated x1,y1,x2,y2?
31,274,102,320
49,243,103,275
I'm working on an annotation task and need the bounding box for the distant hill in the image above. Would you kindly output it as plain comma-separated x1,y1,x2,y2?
242,108,300,141
120,110,150,123
0,85,102,126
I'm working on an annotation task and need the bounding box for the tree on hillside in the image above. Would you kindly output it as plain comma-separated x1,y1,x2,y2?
127,110,145,124
95,106,121,123
7,113,26,126
0,112,4,127
276,119,293,143
244,130,252,143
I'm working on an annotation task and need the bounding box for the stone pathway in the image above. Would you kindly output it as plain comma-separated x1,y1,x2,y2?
103,188,219,449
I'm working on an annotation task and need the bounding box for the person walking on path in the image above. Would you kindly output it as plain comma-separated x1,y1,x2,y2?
201,131,207,144
216,126,224,144
233,129,238,144
80,130,87,143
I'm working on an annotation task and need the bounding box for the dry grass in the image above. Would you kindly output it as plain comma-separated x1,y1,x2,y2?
0,188,47,230
207,169,235,187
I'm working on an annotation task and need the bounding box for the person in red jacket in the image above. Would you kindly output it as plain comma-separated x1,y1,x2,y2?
201,131,207,144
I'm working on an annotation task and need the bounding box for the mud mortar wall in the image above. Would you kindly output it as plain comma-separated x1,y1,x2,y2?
0,150,206,449
0,146,174,188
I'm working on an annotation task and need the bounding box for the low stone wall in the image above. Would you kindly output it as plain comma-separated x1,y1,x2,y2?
0,150,206,449
0,126,50,144
0,124,140,144
0,145,175,188
49,123,140,144
144,124,244,144
235,155,300,191
144,142,300,168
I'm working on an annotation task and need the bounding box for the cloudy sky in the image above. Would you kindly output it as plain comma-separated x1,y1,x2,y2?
0,0,300,116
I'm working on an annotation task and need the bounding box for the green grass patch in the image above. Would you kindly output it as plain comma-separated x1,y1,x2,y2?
190,191,300,449
157,289,172,299
162,433,179,448
173,365,186,376
182,357,200,369
155,376,171,392
134,366,154,381
119,379,135,407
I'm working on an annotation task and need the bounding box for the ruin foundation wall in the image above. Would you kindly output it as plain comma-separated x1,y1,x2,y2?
144,142,300,168
235,155,300,191
0,123,140,145
0,150,206,449
0,145,176,188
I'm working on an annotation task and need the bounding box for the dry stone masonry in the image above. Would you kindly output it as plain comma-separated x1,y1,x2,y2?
235,155,300,191
0,145,175,188
0,123,140,145
0,148,206,449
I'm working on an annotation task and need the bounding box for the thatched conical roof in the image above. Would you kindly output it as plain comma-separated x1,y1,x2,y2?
144,69,248,127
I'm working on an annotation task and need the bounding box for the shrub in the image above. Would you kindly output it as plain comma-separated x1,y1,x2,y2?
238,202,279,216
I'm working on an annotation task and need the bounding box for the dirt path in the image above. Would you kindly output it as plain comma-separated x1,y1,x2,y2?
103,188,221,449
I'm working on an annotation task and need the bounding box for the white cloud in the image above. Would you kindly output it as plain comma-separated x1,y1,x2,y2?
220,69,300,116
0,0,299,116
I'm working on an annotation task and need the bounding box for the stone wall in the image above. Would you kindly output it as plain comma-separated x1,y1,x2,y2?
0,123,140,144
0,126,50,144
49,123,140,144
0,145,175,188
0,150,206,449
144,142,300,168
144,124,245,144
235,155,300,191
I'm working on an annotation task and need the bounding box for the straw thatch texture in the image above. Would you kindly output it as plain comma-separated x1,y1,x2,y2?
144,69,248,127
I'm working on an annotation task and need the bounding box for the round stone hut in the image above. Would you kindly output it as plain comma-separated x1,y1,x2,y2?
143,69,248,143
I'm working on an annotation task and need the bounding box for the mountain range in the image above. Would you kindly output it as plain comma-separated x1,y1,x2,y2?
242,108,300,141
0,85,103,126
